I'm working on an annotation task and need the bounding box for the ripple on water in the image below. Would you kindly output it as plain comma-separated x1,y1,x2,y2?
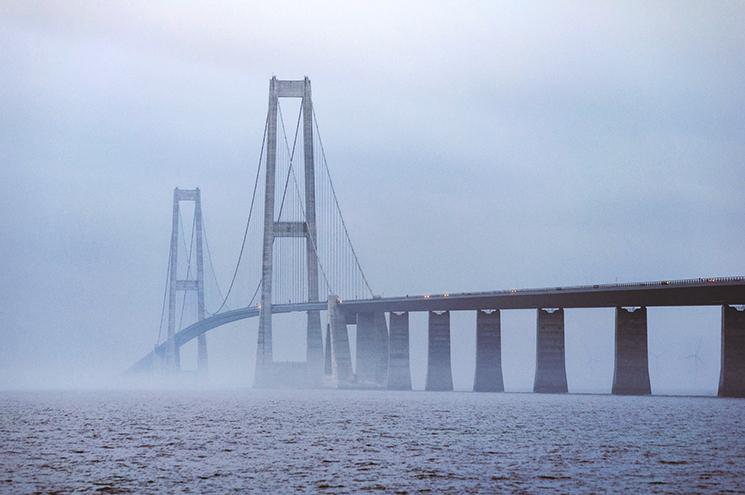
1,391,745,493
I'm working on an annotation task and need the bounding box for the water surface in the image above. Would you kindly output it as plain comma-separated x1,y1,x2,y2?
1,390,744,493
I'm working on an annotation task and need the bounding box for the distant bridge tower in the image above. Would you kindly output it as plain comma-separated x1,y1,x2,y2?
165,187,208,373
256,77,323,386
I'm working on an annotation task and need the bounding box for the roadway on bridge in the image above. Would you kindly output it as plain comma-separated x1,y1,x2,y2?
131,277,745,372
339,277,745,313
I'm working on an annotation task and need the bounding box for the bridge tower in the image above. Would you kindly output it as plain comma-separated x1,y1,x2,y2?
256,77,323,386
165,187,208,373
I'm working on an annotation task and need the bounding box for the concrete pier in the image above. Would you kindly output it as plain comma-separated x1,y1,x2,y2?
473,309,504,392
355,312,377,385
533,308,568,393
387,312,412,390
328,296,354,386
306,311,324,383
353,311,388,387
197,334,208,374
324,323,332,376
374,312,389,386
612,307,651,395
426,311,453,391
719,305,745,398
173,341,181,371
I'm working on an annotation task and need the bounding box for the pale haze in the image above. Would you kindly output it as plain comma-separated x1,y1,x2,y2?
1,1,744,392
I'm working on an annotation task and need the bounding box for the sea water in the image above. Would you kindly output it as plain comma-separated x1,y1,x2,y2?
1,390,744,493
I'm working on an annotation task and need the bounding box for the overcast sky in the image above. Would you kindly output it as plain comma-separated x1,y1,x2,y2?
1,1,744,391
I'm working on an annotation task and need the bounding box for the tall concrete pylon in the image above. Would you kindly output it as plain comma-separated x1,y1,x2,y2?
256,77,323,386
165,187,208,373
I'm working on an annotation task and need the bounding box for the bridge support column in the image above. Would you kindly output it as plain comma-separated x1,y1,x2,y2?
612,307,651,395
719,305,745,398
165,190,180,371
256,77,324,388
194,190,208,376
533,308,568,393
164,187,210,375
426,311,453,391
355,312,389,387
374,312,389,386
255,78,278,387
328,296,354,387
324,323,333,376
355,312,377,385
387,312,412,390
302,76,323,387
474,310,504,392
306,311,323,386
197,335,208,375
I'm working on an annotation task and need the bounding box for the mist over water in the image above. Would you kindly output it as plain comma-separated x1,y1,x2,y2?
119,306,721,395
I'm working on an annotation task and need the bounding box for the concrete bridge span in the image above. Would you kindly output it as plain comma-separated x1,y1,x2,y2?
131,277,745,397
337,277,745,314
328,277,745,397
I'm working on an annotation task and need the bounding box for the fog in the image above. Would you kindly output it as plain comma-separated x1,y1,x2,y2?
1,1,744,393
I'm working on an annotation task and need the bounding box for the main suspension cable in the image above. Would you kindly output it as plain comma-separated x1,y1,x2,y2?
207,110,269,315
201,209,228,311
248,279,262,307
155,246,172,346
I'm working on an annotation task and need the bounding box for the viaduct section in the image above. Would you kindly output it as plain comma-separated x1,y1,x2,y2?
326,279,745,397
134,279,745,397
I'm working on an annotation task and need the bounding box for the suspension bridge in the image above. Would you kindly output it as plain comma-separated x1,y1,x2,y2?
130,77,745,397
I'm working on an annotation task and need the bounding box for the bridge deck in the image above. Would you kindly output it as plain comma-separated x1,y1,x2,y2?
129,277,745,373
128,302,325,373
337,277,745,313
